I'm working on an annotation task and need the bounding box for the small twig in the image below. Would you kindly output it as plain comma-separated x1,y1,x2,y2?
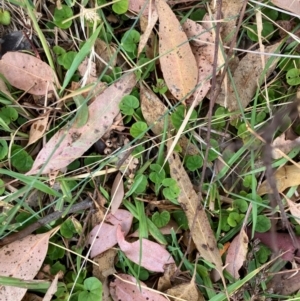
0,198,93,247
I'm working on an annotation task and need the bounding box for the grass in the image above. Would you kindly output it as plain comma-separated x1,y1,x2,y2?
1,0,300,300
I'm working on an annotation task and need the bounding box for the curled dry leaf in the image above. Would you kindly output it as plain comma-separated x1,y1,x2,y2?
110,274,168,301
156,0,198,101
88,209,133,258
225,229,248,279
166,281,204,301
257,163,300,195
0,231,52,301
140,84,199,155
27,73,136,175
285,196,300,226
138,10,158,57
94,39,117,75
271,133,300,159
167,141,224,278
0,52,57,95
111,172,124,214
42,274,59,301
27,113,50,146
216,41,282,111
116,225,175,272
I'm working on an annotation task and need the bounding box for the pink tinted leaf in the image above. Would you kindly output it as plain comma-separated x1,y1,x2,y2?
271,0,300,15
88,209,133,258
0,52,57,95
110,274,168,301
27,73,136,175
0,232,52,301
111,172,124,214
182,19,215,105
116,225,175,272
225,230,248,279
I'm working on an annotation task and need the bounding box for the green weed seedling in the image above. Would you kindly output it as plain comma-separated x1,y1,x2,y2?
112,0,128,15
121,29,140,59
0,10,11,25
152,78,168,95
152,211,170,228
53,4,73,29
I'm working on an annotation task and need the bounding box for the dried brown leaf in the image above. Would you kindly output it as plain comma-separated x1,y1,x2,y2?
211,0,244,44
0,52,57,95
0,231,52,301
140,84,199,155
27,73,136,175
258,163,300,195
182,18,215,104
166,282,204,301
216,41,282,111
156,0,198,101
167,142,224,276
271,0,300,15
225,230,248,279
138,10,158,56
27,113,50,146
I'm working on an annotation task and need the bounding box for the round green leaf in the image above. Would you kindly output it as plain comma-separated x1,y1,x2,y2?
286,68,300,86
78,277,102,301
119,95,139,116
112,0,128,14
60,219,77,239
152,211,170,228
121,29,140,53
54,5,73,29
233,199,248,213
255,215,271,233
130,121,148,138
185,155,203,171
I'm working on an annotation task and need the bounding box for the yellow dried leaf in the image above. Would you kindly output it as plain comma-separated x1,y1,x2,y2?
167,142,224,276
27,113,50,146
258,164,300,195
156,0,198,101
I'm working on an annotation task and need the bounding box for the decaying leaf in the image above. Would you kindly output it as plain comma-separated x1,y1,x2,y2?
88,209,133,258
42,274,59,301
271,133,300,159
0,52,57,95
140,84,199,155
271,0,300,15
216,41,282,111
0,231,52,301
167,141,224,278
182,18,215,104
210,0,244,44
93,249,117,282
258,163,300,195
27,113,50,146
156,0,198,101
225,229,248,279
138,10,158,57
110,274,168,301
27,73,136,175
94,39,117,74
267,266,300,295
285,196,300,226
166,281,204,301
116,225,175,272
